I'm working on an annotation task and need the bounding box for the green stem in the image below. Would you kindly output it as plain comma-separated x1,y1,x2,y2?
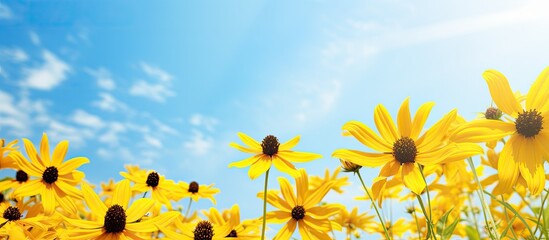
533,189,549,239
467,194,481,238
412,205,422,240
184,198,193,220
500,195,518,240
418,165,433,227
417,194,437,240
356,170,391,240
467,157,499,240
261,169,270,240
142,191,148,198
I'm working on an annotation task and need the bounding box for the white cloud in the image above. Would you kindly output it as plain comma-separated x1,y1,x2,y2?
183,130,213,156
0,2,12,19
71,109,105,129
144,135,163,148
98,122,126,145
47,120,94,147
0,90,50,136
86,67,115,90
93,92,129,112
29,31,41,45
129,63,175,102
153,119,178,135
0,48,29,62
129,80,175,102
0,65,7,79
189,114,218,132
140,62,172,82
21,50,70,90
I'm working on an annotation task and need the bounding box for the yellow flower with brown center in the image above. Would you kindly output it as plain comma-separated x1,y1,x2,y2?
452,67,549,195
120,170,181,209
333,98,482,195
229,133,322,179
202,205,260,239
11,133,88,215
0,201,45,239
174,181,220,204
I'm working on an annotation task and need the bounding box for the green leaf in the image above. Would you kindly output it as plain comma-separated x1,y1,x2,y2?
501,215,517,239
437,207,454,238
484,190,535,238
465,225,481,240
442,218,460,240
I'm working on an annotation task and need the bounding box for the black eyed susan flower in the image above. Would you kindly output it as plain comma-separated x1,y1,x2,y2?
452,67,549,195
174,181,220,204
262,169,342,239
11,133,88,216
63,179,180,239
120,170,182,209
159,217,235,240
229,133,322,179
333,98,482,195
0,201,46,238
202,204,261,239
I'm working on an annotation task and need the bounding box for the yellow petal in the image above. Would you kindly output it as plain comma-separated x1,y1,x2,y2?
278,177,296,207
279,135,300,151
10,152,43,176
23,138,46,169
228,154,261,168
397,98,412,137
416,109,456,151
52,140,69,167
497,136,519,194
273,220,297,240
526,66,549,112
306,204,342,219
237,132,262,150
483,69,522,116
332,149,392,167
401,163,426,195
410,102,435,139
229,142,259,154
248,156,271,180
517,137,545,195
378,160,400,178
126,198,155,222
40,133,51,165
273,157,299,178
276,151,322,163
266,210,292,223
82,183,108,218
58,157,89,175
374,104,400,143
42,187,56,216
112,179,131,208
342,121,392,152
13,179,43,198
263,191,293,212
450,119,515,143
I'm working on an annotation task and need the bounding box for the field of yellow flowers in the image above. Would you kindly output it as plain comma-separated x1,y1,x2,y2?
0,67,548,239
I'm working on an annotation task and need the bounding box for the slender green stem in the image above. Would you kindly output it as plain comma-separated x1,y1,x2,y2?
418,165,433,226
142,191,148,198
412,205,422,240
261,169,270,240
467,157,499,240
184,198,193,220
533,189,549,239
356,170,391,240
417,194,437,240
500,195,518,240
467,194,481,238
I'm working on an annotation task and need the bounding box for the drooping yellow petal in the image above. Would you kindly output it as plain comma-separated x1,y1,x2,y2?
265,210,292,223
526,66,549,112
273,220,297,240
55,190,79,215
517,137,545,195
276,151,322,163
401,163,426,195
497,136,519,194
272,158,299,178
483,69,522,116
237,132,262,150
278,177,296,207
410,102,435,139
342,121,392,152
51,140,69,167
378,160,400,178
374,104,400,143
112,179,131,208
279,135,300,151
450,119,515,143
332,149,392,167
58,157,89,175
39,133,51,165
397,98,412,137
82,183,108,218
42,187,56,216
126,198,155,222
248,156,271,180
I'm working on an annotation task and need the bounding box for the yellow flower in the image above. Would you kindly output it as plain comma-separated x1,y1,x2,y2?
262,169,342,239
11,133,88,215
159,218,235,240
333,207,375,240
202,205,260,239
451,67,549,195
367,219,409,240
0,169,30,195
120,170,182,209
229,133,322,179
0,139,18,169
333,98,482,195
0,201,46,239
309,167,350,194
174,181,219,204
63,179,179,239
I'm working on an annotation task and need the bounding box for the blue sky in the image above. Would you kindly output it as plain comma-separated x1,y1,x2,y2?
1,0,549,238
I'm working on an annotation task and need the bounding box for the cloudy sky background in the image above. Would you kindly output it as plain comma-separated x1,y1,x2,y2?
1,0,549,238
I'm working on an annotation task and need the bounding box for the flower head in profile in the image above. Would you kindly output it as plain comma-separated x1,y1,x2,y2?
63,179,179,239
11,133,88,215
333,98,482,195
334,207,375,240
121,170,181,209
229,133,322,179
452,67,549,195
0,139,19,169
262,169,342,239
202,204,260,239
174,181,220,205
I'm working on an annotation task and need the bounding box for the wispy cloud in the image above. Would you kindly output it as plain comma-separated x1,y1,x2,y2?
29,31,41,45
98,122,126,145
129,62,175,102
0,2,12,19
183,130,213,156
47,120,94,147
71,109,105,129
93,92,130,113
189,114,218,132
0,66,7,79
21,50,70,90
0,90,50,136
153,119,178,135
144,135,163,148
0,48,29,62
86,67,115,91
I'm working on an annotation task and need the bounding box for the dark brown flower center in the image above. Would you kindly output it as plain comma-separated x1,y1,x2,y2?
291,206,305,220
104,204,126,233
42,166,58,184
16,170,28,183
0,193,4,203
226,229,237,237
3,206,21,221
485,107,502,120
515,109,543,138
393,137,417,164
146,172,160,187
194,220,214,240
261,135,280,156
189,181,199,193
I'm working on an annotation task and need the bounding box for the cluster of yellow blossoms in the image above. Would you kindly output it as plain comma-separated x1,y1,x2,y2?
0,67,547,239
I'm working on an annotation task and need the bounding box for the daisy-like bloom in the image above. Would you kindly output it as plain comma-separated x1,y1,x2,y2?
0,200,45,238
309,167,350,194
0,139,18,169
159,217,236,240
333,98,483,195
11,133,88,215
174,181,220,205
63,179,180,240
0,169,30,193
229,133,322,179
202,204,260,239
262,169,342,239
451,67,549,195
120,170,182,209
334,207,375,240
